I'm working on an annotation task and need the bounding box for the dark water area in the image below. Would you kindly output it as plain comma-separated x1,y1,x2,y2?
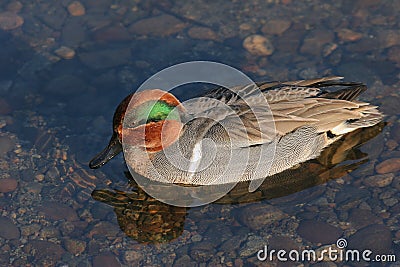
0,0,399,266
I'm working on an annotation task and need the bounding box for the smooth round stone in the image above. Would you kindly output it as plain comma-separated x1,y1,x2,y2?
63,238,86,255
79,48,131,69
39,226,60,239
174,255,194,266
348,224,392,254
336,28,363,42
377,29,400,49
0,135,15,157
376,158,400,174
37,202,78,221
300,29,334,56
26,240,65,263
88,221,120,238
238,203,286,230
0,12,23,30
268,236,299,251
348,208,382,230
239,236,264,257
123,250,143,265
0,178,18,193
388,46,400,65
20,223,41,237
261,19,291,35
0,98,11,115
363,173,394,187
0,216,20,239
6,1,23,13
188,27,219,41
92,253,121,267
92,25,131,42
54,46,75,59
68,1,86,16
386,139,398,150
297,220,342,244
242,34,274,56
190,242,216,262
128,15,187,37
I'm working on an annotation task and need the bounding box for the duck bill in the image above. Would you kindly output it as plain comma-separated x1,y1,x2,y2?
89,132,122,169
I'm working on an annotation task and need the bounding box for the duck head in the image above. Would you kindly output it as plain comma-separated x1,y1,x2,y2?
89,89,184,169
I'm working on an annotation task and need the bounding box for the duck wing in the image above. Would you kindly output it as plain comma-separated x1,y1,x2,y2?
262,79,382,136
183,77,382,148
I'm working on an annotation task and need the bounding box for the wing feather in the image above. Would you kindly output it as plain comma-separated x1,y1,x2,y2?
189,77,382,149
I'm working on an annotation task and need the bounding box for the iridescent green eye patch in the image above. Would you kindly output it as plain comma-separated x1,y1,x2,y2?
135,100,180,124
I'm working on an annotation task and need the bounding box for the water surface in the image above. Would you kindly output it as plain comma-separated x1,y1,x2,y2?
0,0,399,266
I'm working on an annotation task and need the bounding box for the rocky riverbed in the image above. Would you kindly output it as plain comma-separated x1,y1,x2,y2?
0,0,399,266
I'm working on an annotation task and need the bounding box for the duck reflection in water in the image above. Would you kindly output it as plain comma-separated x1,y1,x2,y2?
91,122,384,243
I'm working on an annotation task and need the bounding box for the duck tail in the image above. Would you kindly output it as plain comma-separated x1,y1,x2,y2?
331,105,384,135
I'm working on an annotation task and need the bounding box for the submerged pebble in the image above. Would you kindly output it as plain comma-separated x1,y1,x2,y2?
123,250,143,265
88,221,120,238
129,15,187,37
63,238,86,255
26,240,65,265
261,19,291,35
188,27,219,41
376,158,400,174
20,223,41,237
239,236,265,257
336,28,363,42
92,25,131,42
68,1,86,16
0,98,11,115
363,173,394,187
0,0,398,265
243,35,274,56
37,202,78,221
0,135,15,157
0,178,18,193
79,48,131,69
39,226,60,239
348,224,392,254
387,46,400,65
297,220,342,244
378,29,400,49
300,29,334,56
190,242,216,262
54,46,76,59
348,208,382,229
92,253,121,267
0,11,23,30
174,255,194,266
6,1,23,13
0,216,20,239
238,203,286,230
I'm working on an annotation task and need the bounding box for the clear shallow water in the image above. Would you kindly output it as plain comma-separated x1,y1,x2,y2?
0,0,399,266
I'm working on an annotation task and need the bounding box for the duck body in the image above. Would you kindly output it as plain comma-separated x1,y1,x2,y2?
90,77,383,185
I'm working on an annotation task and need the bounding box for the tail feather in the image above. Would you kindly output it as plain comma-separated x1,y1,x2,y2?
318,83,367,101
331,106,383,135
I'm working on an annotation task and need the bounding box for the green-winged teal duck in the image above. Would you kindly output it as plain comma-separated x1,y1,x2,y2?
89,77,383,185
